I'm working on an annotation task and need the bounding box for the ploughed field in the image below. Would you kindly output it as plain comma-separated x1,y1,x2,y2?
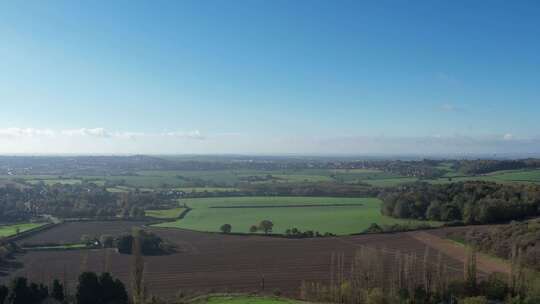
1,221,495,299
16,220,148,245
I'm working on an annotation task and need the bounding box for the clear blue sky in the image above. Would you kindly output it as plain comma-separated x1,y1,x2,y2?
1,0,539,155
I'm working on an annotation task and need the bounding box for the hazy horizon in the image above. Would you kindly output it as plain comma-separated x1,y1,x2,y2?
1,1,539,155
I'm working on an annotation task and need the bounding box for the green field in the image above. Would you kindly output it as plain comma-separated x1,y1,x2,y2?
4,168,539,191
27,179,82,186
429,169,540,185
174,187,239,193
106,186,131,193
23,243,88,250
195,295,300,304
362,177,419,187
145,207,186,219
132,169,421,188
153,196,439,235
0,168,442,190
0,222,46,237
485,169,540,183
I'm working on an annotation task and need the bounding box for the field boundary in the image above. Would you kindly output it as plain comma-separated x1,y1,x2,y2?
149,226,323,238
209,203,364,208
22,243,89,252
178,207,192,219
63,217,152,223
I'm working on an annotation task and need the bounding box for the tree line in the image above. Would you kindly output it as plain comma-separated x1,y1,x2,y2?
0,272,127,304
455,159,540,175
0,183,178,221
379,181,540,224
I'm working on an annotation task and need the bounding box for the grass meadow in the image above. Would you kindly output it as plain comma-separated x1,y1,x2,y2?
0,222,47,237
153,196,440,235
145,207,186,219
196,295,301,304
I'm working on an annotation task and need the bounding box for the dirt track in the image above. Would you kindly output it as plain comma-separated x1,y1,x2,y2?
2,224,509,299
408,230,510,275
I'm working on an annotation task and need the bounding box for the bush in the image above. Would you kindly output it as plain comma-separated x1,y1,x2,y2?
479,272,508,300
366,288,387,304
459,296,488,304
364,223,383,234
284,227,334,238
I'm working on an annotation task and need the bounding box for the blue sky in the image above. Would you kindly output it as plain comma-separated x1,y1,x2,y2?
1,0,539,155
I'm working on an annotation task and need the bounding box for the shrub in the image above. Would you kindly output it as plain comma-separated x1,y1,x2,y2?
459,296,488,304
364,223,383,233
479,272,508,300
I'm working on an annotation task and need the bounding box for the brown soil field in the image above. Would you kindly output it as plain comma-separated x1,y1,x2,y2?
0,223,507,300
16,220,149,245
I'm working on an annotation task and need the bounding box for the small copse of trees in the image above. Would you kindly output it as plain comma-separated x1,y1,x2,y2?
379,181,540,224
116,230,174,255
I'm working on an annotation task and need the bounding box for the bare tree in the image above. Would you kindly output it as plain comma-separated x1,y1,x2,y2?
132,228,146,304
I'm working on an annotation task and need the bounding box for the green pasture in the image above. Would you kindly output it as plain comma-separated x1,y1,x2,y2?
23,243,88,250
153,196,439,235
362,177,419,187
27,179,82,186
196,295,300,304
5,168,538,191
174,187,239,193
145,207,186,219
429,169,540,185
0,168,431,189
0,222,47,237
485,169,540,183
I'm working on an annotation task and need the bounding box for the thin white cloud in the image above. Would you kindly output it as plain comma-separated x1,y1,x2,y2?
503,133,514,141
162,130,205,140
61,128,110,137
438,103,463,112
0,127,55,138
0,128,537,155
0,127,204,140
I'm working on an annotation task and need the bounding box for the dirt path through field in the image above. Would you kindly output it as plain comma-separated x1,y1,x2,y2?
408,231,510,275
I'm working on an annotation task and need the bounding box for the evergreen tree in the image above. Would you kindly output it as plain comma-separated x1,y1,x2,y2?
0,285,8,304
76,272,101,304
51,279,65,302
